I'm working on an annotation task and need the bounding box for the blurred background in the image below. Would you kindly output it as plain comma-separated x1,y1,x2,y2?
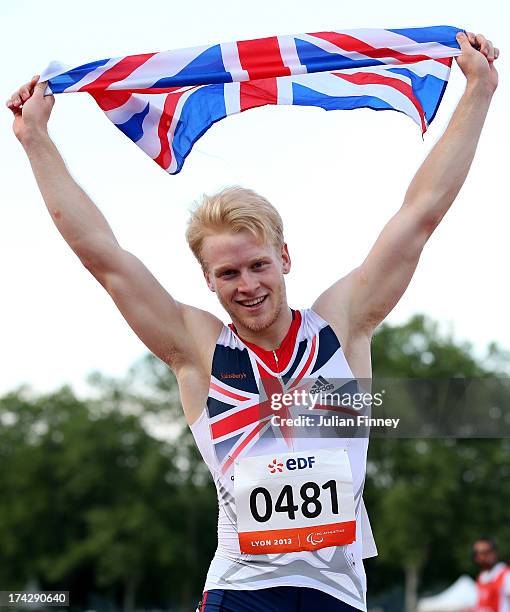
1,0,509,610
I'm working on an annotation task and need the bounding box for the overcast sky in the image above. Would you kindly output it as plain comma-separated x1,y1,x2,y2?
1,0,508,397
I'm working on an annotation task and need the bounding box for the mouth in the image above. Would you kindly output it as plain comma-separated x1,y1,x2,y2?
236,295,268,310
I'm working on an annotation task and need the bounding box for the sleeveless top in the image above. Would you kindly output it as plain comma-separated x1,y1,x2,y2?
477,563,510,612
190,308,377,611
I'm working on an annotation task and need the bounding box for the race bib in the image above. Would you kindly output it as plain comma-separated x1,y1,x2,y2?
234,448,356,554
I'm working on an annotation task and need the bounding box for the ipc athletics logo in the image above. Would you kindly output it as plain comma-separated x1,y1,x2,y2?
306,532,325,546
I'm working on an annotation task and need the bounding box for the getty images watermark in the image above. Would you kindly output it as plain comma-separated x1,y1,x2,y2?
269,387,400,430
257,378,510,438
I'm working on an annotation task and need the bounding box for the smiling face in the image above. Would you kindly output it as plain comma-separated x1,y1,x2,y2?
202,230,291,336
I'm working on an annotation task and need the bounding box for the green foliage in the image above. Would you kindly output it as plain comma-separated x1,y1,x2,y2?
0,364,216,610
365,315,510,601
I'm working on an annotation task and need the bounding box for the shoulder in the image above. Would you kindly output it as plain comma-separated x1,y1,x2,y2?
173,305,226,425
312,268,374,345
175,302,224,372
307,298,373,380
298,308,329,336
179,302,224,335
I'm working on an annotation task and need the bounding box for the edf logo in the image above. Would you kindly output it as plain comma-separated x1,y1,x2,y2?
286,456,315,470
268,456,316,474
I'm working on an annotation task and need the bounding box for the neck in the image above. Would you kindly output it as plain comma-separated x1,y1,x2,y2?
233,306,293,350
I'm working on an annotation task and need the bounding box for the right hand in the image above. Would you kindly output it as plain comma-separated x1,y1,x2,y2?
6,76,55,145
455,31,499,94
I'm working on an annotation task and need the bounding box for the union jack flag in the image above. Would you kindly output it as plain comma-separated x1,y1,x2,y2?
39,25,463,174
208,335,320,474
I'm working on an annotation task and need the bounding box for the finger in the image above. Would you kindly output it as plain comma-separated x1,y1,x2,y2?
19,85,31,102
466,31,477,46
44,92,55,108
21,76,40,101
476,34,490,58
484,39,495,62
494,47,500,60
456,31,474,53
6,101,21,117
28,75,40,94
475,34,488,55
32,81,49,99
9,80,33,107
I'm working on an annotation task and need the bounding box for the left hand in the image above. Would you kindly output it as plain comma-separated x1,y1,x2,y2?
455,31,499,93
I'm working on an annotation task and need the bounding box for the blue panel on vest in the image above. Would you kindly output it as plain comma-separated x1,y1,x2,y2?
212,344,259,394
282,340,307,384
207,397,235,418
311,326,341,374
332,379,360,396
214,433,243,463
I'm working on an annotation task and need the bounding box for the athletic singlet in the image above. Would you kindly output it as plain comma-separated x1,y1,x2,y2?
190,308,377,611
477,563,510,612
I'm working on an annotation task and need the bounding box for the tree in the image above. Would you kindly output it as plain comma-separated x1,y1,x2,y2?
0,366,217,611
366,315,510,612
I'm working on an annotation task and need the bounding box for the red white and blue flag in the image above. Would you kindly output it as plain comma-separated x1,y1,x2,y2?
40,26,463,174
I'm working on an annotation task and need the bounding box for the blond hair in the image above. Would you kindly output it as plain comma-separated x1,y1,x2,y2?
186,186,284,267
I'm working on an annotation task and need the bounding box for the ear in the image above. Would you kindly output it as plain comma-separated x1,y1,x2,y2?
203,268,216,292
281,243,291,275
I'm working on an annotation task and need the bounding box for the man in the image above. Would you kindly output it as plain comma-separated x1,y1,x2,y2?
470,538,510,612
7,30,498,612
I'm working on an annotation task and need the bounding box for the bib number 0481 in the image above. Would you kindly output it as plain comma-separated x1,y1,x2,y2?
250,480,339,522
235,449,356,554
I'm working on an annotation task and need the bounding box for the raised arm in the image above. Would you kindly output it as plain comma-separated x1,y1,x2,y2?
314,31,499,341
6,78,221,374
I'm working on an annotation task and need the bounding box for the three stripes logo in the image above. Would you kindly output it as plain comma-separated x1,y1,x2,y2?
309,376,335,394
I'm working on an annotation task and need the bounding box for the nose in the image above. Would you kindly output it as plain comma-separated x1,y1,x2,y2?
237,270,259,294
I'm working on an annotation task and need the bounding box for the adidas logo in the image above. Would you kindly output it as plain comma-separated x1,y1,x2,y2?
309,376,335,394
